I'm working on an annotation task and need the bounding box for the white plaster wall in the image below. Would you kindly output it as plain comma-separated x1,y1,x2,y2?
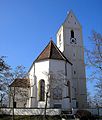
56,26,64,52
49,60,72,110
29,65,35,86
1,108,61,115
56,11,87,108
1,108,102,116
35,60,50,108
49,60,65,109
29,60,72,110
28,64,37,107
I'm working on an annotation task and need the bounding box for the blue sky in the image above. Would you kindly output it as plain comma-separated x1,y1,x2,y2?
0,0,102,95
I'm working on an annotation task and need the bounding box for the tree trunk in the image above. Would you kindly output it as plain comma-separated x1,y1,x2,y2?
44,92,48,119
12,87,15,120
12,96,14,120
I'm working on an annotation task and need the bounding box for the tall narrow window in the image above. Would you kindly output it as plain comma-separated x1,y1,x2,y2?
59,34,61,42
59,34,61,47
71,30,74,38
38,79,45,101
53,87,62,100
13,101,16,108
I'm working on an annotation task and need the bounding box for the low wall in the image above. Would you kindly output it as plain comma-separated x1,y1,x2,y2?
0,108,61,115
0,107,102,116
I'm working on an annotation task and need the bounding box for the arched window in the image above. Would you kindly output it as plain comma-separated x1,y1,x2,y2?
71,30,74,38
53,87,62,100
59,34,61,42
38,79,45,101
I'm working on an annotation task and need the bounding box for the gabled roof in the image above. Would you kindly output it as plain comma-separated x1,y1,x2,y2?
9,78,30,88
35,40,72,65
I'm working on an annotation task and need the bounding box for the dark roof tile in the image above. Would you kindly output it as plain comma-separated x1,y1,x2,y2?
35,40,72,65
9,78,30,88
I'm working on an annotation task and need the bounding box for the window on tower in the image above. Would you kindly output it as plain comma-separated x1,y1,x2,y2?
74,71,76,74
70,30,77,44
59,34,61,42
53,87,62,100
71,30,74,38
59,34,61,47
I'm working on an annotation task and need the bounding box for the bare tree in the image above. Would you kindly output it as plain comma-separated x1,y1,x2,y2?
9,65,28,106
42,71,71,119
0,56,12,107
9,65,29,120
87,91,95,108
42,71,62,118
12,65,27,79
86,31,102,106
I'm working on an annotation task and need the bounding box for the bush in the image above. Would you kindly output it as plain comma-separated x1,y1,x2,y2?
75,110,92,120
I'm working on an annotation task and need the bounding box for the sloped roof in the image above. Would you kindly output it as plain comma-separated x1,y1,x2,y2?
9,78,30,88
57,10,82,34
63,10,82,27
35,40,72,65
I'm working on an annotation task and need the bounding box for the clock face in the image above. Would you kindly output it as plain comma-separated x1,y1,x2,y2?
70,38,77,44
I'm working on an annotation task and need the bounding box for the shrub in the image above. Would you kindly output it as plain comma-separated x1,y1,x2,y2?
75,110,91,119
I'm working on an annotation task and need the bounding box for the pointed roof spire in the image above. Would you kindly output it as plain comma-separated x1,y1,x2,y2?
64,10,82,28
35,40,72,65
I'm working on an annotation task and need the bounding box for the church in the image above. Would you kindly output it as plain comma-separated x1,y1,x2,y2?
9,10,87,110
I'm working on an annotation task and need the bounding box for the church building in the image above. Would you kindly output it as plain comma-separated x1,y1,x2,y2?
9,10,87,110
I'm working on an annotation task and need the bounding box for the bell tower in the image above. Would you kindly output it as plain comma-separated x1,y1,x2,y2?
57,10,87,108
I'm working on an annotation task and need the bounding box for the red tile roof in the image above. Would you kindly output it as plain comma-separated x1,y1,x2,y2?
35,40,72,65
9,78,30,88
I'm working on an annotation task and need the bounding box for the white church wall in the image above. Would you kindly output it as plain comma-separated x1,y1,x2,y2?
1,108,61,115
28,64,37,107
29,64,35,86
49,59,65,109
67,63,72,80
1,108,102,116
56,11,87,109
49,60,72,110
35,60,50,108
56,26,64,52
49,59,65,73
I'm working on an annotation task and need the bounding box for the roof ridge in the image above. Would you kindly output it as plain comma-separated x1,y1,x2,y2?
52,41,72,65
35,41,51,61
9,78,30,88
49,40,52,58
34,40,72,65
52,42,66,60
